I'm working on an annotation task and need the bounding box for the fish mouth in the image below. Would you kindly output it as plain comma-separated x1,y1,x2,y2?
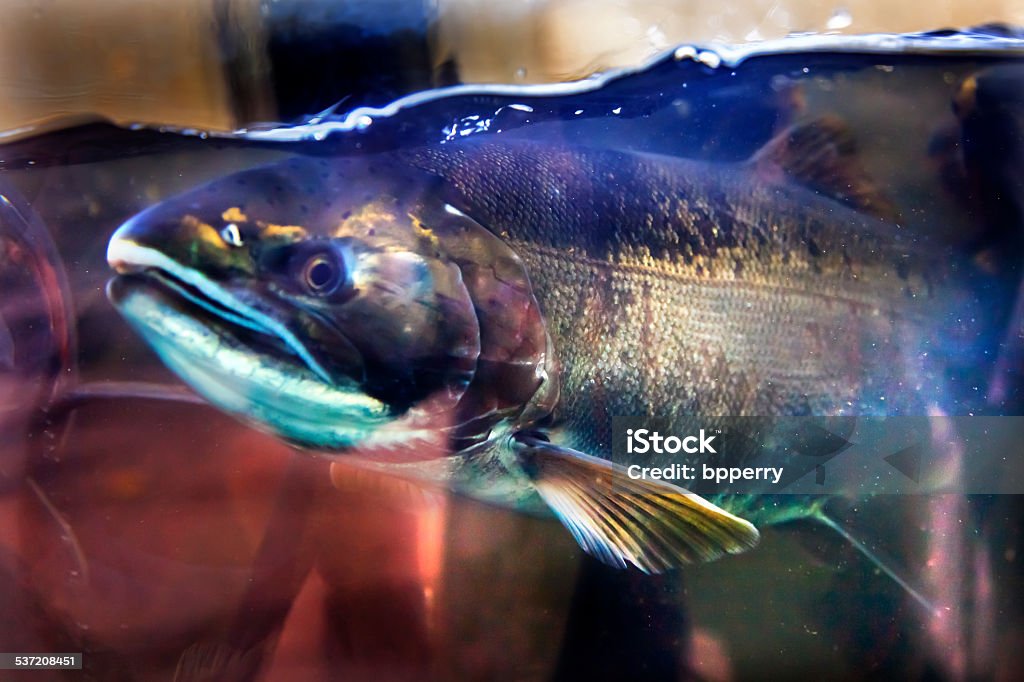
119,270,303,364
107,237,337,383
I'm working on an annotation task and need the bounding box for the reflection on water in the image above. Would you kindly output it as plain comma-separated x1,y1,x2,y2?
1,34,1024,681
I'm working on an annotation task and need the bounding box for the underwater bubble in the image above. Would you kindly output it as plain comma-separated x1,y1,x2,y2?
672,98,691,117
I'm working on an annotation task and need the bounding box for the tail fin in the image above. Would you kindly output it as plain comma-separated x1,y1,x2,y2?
812,510,938,617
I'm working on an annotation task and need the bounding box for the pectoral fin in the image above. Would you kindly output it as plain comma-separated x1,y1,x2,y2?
514,436,760,573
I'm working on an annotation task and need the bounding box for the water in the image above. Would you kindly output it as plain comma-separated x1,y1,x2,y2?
2,30,1023,681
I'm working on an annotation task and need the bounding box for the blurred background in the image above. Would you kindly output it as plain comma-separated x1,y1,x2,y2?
1,0,1024,133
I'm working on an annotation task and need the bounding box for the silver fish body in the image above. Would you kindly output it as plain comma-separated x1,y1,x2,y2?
106,122,986,571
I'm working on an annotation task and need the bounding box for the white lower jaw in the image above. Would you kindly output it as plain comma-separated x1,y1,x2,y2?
112,280,399,450
108,238,335,384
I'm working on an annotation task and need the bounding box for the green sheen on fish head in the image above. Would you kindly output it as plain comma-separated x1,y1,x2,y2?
107,154,557,452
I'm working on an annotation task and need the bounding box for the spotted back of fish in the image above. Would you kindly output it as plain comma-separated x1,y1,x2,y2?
405,139,965,455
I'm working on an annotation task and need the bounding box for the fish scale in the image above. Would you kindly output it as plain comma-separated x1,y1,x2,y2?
518,247,920,450
405,140,949,456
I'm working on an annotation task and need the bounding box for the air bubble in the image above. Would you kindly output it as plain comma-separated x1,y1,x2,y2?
673,45,698,61
697,51,722,69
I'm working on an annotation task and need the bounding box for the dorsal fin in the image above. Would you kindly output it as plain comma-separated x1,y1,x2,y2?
749,115,899,221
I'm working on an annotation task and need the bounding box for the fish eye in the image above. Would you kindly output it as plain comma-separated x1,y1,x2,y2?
220,223,243,247
302,251,344,294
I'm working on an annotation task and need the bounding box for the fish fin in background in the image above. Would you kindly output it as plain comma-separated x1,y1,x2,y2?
810,510,938,616
173,640,264,682
513,436,759,573
749,115,900,221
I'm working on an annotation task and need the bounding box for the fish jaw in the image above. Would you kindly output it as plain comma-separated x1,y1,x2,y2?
107,235,338,384
106,274,399,450
106,215,405,451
